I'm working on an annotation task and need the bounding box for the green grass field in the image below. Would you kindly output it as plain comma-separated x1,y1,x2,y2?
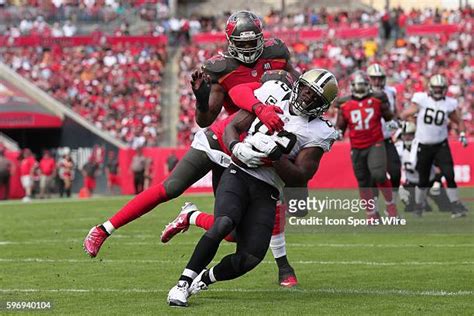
1,189,473,315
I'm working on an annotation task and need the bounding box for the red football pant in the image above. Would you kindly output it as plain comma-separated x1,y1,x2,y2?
109,183,168,229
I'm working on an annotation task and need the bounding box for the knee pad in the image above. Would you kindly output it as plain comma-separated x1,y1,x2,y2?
162,178,185,199
231,251,262,274
205,216,235,241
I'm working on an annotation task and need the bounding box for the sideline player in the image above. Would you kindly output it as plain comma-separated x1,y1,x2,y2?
367,63,401,200
400,74,468,217
336,71,398,220
167,69,339,307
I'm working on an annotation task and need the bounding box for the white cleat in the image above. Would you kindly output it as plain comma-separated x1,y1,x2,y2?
190,270,209,295
167,281,190,307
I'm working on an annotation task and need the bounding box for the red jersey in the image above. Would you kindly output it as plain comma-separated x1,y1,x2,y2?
209,114,237,155
338,92,388,149
203,38,290,114
39,157,55,176
20,156,36,176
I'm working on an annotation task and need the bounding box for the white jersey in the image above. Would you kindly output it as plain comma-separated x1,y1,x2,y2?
396,140,435,184
190,80,293,169
381,85,397,139
411,92,458,145
235,80,338,191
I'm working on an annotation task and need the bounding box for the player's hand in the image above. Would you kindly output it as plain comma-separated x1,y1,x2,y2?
244,133,282,161
190,67,210,92
253,103,284,134
459,132,468,147
386,120,400,131
232,142,267,168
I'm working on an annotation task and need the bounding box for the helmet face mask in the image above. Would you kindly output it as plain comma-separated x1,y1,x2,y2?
290,69,338,118
350,72,370,99
226,11,264,64
367,63,386,91
429,74,448,100
369,75,386,91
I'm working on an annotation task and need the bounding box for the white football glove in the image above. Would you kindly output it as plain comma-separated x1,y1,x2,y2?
232,142,266,168
386,120,400,131
459,132,468,147
334,129,344,141
244,133,279,156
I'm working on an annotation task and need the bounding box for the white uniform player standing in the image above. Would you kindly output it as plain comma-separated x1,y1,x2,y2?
401,74,468,217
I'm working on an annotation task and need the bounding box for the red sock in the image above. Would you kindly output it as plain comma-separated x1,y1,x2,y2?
359,188,376,214
109,183,168,229
272,203,286,235
195,212,235,242
376,179,393,203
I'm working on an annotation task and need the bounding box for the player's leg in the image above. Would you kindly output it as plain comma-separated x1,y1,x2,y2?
84,148,215,257
352,148,378,219
168,166,248,306
368,142,398,217
385,139,402,202
415,143,436,215
189,176,277,292
434,141,467,217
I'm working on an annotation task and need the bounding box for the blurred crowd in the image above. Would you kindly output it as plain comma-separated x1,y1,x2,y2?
175,20,473,146
1,4,472,37
0,43,167,147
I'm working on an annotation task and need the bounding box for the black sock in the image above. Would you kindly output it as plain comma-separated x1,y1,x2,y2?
186,211,196,222
275,255,291,270
98,225,110,236
200,270,214,285
178,275,193,285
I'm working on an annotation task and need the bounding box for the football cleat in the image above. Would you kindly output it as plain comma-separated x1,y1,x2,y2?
167,281,190,307
161,202,199,243
189,270,210,295
385,203,398,218
451,201,468,219
83,226,109,258
279,266,298,288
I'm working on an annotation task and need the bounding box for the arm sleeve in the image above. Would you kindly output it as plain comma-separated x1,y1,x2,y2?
228,82,263,112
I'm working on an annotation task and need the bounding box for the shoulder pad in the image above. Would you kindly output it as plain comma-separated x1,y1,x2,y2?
202,54,238,83
260,38,290,60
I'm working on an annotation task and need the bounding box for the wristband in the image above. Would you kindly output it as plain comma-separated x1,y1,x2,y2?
229,140,239,153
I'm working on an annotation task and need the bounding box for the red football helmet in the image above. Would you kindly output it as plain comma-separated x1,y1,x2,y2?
225,11,264,64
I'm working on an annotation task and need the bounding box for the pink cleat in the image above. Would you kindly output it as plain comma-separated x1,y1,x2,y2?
280,275,298,288
83,226,109,258
161,202,199,243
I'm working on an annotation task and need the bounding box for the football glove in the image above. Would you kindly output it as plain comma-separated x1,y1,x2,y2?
386,120,400,131
244,133,282,161
459,132,468,147
334,129,344,141
232,142,267,168
253,103,284,134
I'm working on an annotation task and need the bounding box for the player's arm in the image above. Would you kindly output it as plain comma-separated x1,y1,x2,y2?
400,103,419,120
377,91,394,121
273,147,324,187
228,82,284,133
284,61,301,79
334,99,347,137
191,68,225,128
449,109,468,147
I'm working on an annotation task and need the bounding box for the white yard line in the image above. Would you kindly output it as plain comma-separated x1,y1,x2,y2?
0,258,472,266
0,287,471,297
